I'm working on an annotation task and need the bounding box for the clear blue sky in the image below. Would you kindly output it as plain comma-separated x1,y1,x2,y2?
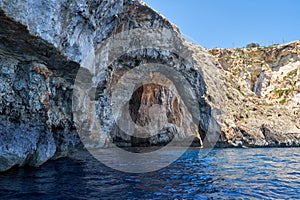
143,0,300,48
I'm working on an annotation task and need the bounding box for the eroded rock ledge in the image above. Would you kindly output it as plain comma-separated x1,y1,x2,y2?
208,41,300,148
0,0,299,172
0,0,221,172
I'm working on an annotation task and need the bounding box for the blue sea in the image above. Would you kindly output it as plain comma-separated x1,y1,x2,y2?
1,148,300,199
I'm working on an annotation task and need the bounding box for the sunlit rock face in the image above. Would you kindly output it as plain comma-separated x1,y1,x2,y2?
209,41,300,148
1,0,298,173
0,0,221,172
0,0,300,171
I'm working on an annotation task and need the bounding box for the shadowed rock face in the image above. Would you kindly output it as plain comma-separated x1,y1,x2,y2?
1,0,298,173
128,83,184,145
0,10,81,172
0,0,219,172
109,73,201,147
131,83,182,127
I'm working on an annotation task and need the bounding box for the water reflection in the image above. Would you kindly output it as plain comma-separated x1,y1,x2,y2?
0,148,300,199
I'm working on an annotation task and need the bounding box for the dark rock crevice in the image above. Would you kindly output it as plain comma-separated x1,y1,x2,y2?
0,8,82,171
0,0,219,172
94,49,209,148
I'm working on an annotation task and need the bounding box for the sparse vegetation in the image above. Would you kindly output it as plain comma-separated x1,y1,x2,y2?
279,98,287,105
224,54,232,59
287,69,297,77
283,69,298,80
274,88,292,97
246,43,260,48
234,85,245,96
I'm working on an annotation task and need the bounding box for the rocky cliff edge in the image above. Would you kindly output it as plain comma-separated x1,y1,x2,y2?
0,0,299,172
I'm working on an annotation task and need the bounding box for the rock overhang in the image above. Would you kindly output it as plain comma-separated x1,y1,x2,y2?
0,0,224,172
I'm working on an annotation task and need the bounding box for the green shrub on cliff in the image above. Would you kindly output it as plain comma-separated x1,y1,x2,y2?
246,43,260,48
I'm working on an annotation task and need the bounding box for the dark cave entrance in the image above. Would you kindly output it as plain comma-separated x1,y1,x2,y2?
127,83,178,147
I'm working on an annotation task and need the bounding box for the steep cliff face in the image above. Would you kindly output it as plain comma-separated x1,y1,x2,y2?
0,0,223,172
209,41,300,147
1,0,298,173
0,9,81,172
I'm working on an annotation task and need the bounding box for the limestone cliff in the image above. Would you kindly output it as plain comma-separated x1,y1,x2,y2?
0,0,222,172
0,0,299,173
209,41,300,147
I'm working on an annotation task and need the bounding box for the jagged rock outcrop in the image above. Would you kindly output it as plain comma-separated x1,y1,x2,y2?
0,9,81,172
0,0,223,172
0,0,298,173
209,41,300,147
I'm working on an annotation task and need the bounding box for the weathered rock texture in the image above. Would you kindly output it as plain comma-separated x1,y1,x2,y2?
0,0,299,172
0,0,222,172
0,9,81,172
209,41,300,147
